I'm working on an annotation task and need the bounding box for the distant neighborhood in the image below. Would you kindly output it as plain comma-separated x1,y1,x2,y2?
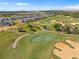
0,11,54,26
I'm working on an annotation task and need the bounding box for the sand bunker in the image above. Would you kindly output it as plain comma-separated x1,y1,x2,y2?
71,23,79,25
53,40,79,59
50,20,56,23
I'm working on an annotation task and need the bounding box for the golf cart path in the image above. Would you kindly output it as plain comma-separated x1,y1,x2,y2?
12,31,45,49
12,34,29,48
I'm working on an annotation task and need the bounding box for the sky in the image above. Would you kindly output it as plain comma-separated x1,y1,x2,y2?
0,0,79,11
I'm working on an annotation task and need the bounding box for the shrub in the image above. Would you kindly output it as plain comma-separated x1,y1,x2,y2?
54,23,63,32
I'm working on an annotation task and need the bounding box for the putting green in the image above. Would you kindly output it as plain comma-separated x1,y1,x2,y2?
31,33,56,42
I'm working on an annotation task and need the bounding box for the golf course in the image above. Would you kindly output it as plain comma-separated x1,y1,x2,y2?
1,15,79,59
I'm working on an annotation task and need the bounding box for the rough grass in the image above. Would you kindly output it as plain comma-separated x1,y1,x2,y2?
0,31,21,59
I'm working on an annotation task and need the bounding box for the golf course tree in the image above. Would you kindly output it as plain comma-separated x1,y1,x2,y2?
54,23,64,32
30,28,36,32
63,24,71,34
28,24,36,31
18,27,26,32
43,26,48,30
28,23,34,28
64,25,79,34
54,23,79,34
73,27,79,34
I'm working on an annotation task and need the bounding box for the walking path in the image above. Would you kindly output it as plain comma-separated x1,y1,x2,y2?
12,34,29,48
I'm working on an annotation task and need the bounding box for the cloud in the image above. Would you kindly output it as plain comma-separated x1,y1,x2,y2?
0,2,31,11
65,5,79,9
16,3,30,6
